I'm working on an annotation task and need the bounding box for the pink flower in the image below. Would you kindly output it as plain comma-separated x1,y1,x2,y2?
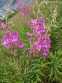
1,32,19,45
28,19,37,26
38,18,45,26
15,41,25,47
14,49,17,56
26,16,51,57
0,22,8,29
33,35,51,56
21,7,29,16
28,5,32,9
16,0,24,8
27,32,33,37
24,49,30,55
16,0,32,16
1,32,25,49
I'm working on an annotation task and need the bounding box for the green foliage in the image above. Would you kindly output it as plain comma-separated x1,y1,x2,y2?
44,52,62,83
50,26,62,52
0,49,62,83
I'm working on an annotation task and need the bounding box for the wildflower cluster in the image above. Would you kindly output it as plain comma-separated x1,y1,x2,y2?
0,22,25,56
26,16,51,57
0,1,51,58
16,0,24,9
0,22,8,29
2,32,25,48
16,0,32,16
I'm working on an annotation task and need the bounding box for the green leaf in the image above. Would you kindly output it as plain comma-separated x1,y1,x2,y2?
34,81,37,83
49,67,53,79
56,58,62,65
55,68,62,75
57,65,62,68
34,70,45,77
36,74,42,82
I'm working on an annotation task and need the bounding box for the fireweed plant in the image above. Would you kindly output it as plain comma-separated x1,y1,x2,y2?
16,0,32,16
16,0,51,58
26,16,51,57
0,20,51,58
0,22,25,56
0,0,51,58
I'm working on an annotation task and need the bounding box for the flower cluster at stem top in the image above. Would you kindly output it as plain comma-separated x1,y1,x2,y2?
26,16,51,57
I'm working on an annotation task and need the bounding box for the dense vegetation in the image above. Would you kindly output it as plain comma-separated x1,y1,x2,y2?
0,0,62,83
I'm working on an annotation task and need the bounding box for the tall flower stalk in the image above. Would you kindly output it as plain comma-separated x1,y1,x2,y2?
0,22,25,57
25,16,51,58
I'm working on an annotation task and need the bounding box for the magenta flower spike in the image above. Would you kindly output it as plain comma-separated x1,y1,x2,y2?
16,0,24,9
1,31,25,52
14,49,18,56
26,16,51,57
0,22,8,29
